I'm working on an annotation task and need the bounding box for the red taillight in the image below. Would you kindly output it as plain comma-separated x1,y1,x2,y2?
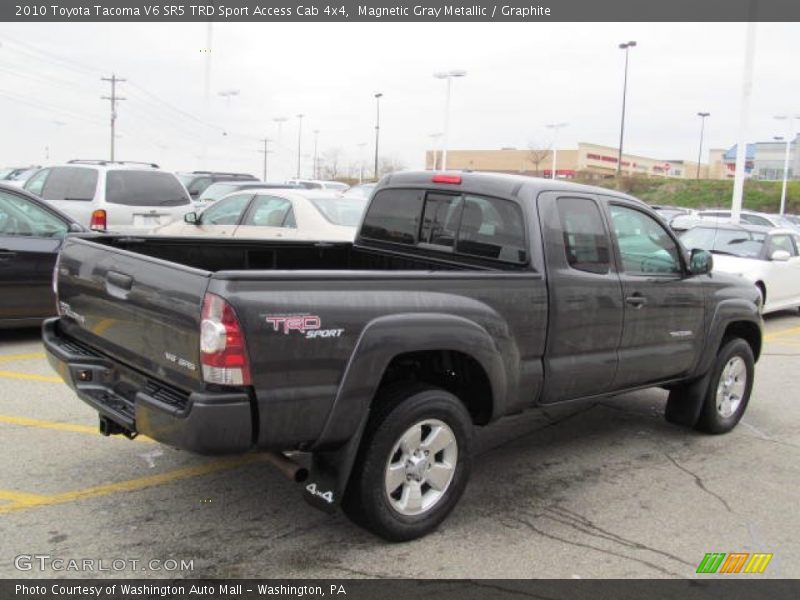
199,293,251,386
90,209,107,231
432,174,462,185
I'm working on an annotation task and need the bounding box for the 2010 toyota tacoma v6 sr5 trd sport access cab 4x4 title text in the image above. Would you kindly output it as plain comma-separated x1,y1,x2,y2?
43,171,762,541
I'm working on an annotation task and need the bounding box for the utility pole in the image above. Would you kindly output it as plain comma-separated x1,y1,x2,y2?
259,138,272,181
101,74,125,161
313,129,320,179
373,93,383,180
696,112,710,179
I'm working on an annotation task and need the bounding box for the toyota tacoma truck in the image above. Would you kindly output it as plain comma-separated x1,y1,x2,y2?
43,171,762,541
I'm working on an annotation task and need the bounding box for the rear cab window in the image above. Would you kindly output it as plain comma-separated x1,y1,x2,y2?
361,188,527,266
106,171,191,207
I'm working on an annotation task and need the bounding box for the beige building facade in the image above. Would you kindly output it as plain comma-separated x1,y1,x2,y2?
427,142,713,179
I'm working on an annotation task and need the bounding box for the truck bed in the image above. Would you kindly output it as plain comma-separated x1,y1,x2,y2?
97,235,490,273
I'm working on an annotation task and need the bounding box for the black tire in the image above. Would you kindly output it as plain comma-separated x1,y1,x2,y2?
342,384,473,542
694,338,755,434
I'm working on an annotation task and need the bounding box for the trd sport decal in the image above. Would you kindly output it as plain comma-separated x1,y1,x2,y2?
263,314,344,339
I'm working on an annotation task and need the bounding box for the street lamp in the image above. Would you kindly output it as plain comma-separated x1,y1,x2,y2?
774,115,798,215
218,89,240,107
429,132,443,169
545,122,568,179
696,112,710,179
260,138,272,181
434,69,467,171
272,117,288,178
616,41,636,178
296,113,304,179
373,93,383,180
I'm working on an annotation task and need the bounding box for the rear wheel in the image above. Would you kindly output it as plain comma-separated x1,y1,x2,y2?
342,385,473,541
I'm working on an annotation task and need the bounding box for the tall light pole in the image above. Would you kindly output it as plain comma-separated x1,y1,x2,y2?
616,41,636,178
774,115,797,215
429,132,442,169
696,112,710,179
296,113,304,179
218,89,240,107
259,138,272,181
313,129,320,179
373,93,383,180
731,20,757,224
545,122,568,179
434,69,467,171
272,117,288,178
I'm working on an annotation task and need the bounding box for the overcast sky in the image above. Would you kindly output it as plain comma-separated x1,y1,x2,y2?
0,21,797,180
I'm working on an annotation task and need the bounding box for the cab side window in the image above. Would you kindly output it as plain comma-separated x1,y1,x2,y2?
244,195,295,228
200,193,252,225
609,205,682,275
23,169,50,196
768,234,798,257
0,191,68,238
557,197,610,274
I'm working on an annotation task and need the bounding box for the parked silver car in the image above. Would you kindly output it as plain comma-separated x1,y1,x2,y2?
24,160,192,233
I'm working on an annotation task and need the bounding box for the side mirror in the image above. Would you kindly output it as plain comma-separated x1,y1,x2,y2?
770,249,791,262
184,212,199,225
689,248,713,275
68,222,84,233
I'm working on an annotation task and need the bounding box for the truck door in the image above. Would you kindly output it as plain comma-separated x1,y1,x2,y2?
603,200,705,387
537,193,623,402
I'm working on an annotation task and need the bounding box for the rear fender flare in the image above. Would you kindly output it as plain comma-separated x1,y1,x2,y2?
313,312,507,450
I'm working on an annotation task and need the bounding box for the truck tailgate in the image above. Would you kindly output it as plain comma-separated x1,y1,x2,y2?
55,236,211,391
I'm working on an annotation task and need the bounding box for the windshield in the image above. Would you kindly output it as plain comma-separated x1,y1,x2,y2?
9,168,38,182
106,171,190,206
680,227,766,259
198,183,241,203
344,184,376,199
309,195,367,227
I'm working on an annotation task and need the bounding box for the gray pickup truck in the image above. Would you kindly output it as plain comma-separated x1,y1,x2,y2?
43,171,762,541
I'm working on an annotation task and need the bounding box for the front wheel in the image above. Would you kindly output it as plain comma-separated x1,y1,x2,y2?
342,385,473,541
695,338,755,434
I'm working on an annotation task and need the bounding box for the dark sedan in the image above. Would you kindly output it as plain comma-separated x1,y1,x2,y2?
0,183,84,328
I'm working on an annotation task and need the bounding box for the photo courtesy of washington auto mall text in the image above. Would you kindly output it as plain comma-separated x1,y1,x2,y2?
1,1,800,599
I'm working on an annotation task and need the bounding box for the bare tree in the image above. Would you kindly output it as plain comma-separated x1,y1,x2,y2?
320,148,343,180
526,141,551,176
378,155,406,177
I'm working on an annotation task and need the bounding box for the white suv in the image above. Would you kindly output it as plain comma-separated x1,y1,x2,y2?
24,160,192,232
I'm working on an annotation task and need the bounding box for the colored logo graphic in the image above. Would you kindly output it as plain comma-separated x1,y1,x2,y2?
696,552,773,574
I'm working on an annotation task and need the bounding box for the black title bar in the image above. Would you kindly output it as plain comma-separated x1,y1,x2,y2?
2,0,799,22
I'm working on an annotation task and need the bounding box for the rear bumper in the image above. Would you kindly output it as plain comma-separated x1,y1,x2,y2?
42,318,254,454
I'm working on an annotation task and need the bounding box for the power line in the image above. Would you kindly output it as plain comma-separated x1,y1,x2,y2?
101,74,126,161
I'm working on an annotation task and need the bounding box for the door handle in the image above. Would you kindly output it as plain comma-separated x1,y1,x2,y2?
106,271,133,291
625,293,647,308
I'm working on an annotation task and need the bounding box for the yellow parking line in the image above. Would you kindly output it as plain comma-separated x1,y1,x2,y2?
0,454,264,514
0,352,46,364
764,325,800,342
0,414,152,443
0,370,62,383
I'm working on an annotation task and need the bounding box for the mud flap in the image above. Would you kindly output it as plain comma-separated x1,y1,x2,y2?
302,411,370,514
665,370,712,427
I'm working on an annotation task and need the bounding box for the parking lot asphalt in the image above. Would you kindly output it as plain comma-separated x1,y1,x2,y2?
1,312,799,579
